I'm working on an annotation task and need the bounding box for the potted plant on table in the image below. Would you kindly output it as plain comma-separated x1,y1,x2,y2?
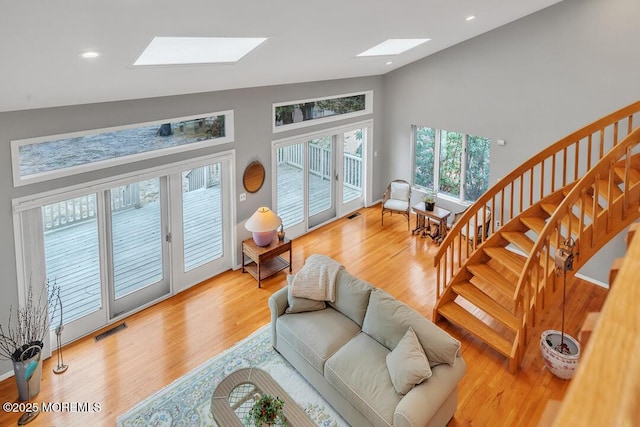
245,393,286,426
0,279,59,401
424,191,436,211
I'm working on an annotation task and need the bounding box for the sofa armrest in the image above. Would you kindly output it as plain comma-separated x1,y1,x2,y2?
268,286,289,347
394,357,467,427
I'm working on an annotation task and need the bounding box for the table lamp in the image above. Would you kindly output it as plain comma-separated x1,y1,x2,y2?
245,207,282,246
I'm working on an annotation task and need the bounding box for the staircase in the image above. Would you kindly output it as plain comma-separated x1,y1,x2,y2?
432,101,640,372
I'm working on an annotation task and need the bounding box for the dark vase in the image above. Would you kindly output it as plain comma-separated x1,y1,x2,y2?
425,201,435,211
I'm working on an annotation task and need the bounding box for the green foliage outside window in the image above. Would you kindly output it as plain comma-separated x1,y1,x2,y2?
439,131,463,197
465,136,491,201
414,127,435,190
413,126,491,203
275,94,366,126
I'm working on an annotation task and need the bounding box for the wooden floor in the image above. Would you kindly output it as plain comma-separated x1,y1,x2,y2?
0,205,607,426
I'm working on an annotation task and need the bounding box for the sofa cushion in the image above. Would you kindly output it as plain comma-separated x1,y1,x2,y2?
386,327,432,395
277,308,361,374
325,332,401,427
285,275,326,314
327,269,373,327
362,289,461,367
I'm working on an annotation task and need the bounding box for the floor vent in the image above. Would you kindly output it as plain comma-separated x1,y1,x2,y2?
347,212,361,219
94,323,127,342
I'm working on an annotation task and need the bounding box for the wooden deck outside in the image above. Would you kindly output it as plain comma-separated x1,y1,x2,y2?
45,186,222,324
45,164,361,325
277,163,361,228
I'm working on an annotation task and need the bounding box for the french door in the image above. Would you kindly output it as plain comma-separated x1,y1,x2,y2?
107,177,170,318
171,161,232,290
14,152,235,348
308,136,336,228
274,122,368,238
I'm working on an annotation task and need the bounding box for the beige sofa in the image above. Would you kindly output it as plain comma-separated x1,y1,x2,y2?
268,264,466,427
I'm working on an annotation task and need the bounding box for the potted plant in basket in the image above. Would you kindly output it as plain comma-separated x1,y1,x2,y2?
0,279,59,401
424,190,436,211
245,393,286,426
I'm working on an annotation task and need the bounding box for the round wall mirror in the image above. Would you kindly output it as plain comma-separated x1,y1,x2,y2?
243,161,266,193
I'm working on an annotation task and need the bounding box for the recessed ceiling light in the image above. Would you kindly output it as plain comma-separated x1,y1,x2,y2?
357,39,430,57
80,51,100,59
466,15,476,21
386,61,393,65
133,37,268,66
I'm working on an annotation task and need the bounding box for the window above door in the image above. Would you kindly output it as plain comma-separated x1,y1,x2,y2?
11,110,234,187
273,91,372,133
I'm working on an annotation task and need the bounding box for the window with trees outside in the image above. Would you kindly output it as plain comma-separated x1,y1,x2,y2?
413,126,491,203
11,110,234,186
273,91,372,133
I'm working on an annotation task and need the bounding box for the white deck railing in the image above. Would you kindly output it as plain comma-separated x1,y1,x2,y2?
42,183,140,231
43,165,221,231
277,143,362,190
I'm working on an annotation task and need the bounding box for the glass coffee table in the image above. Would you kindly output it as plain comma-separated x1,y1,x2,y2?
210,367,315,426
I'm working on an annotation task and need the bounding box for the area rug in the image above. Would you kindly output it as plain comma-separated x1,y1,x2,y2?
116,324,346,427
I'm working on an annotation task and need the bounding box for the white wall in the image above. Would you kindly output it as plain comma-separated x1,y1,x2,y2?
381,0,639,283
0,76,383,376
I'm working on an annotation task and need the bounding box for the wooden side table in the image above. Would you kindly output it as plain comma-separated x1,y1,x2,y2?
412,204,451,244
242,237,292,287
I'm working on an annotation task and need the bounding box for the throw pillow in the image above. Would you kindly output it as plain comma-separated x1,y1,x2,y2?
327,269,373,327
285,275,326,314
386,327,432,395
362,288,461,367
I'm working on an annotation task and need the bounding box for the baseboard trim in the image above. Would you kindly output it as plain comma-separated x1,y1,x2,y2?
575,273,609,289
0,369,13,382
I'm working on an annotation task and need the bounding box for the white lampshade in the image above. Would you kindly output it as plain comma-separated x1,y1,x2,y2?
245,207,282,246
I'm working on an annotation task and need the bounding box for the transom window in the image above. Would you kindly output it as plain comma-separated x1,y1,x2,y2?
412,126,491,203
273,91,372,133
11,110,234,187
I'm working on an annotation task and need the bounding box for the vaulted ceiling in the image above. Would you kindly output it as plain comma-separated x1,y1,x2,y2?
0,0,563,113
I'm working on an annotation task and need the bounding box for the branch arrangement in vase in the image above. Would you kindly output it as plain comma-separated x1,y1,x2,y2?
0,279,59,362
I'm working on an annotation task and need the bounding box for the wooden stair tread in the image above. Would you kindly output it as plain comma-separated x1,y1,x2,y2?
520,215,547,235
483,247,526,276
438,302,513,357
451,282,519,331
595,179,623,200
501,231,535,254
566,187,602,218
577,193,601,218
540,202,559,216
541,203,581,228
467,263,516,299
614,166,640,186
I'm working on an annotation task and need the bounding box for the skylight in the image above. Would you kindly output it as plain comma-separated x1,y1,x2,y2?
133,37,268,66
356,39,430,57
